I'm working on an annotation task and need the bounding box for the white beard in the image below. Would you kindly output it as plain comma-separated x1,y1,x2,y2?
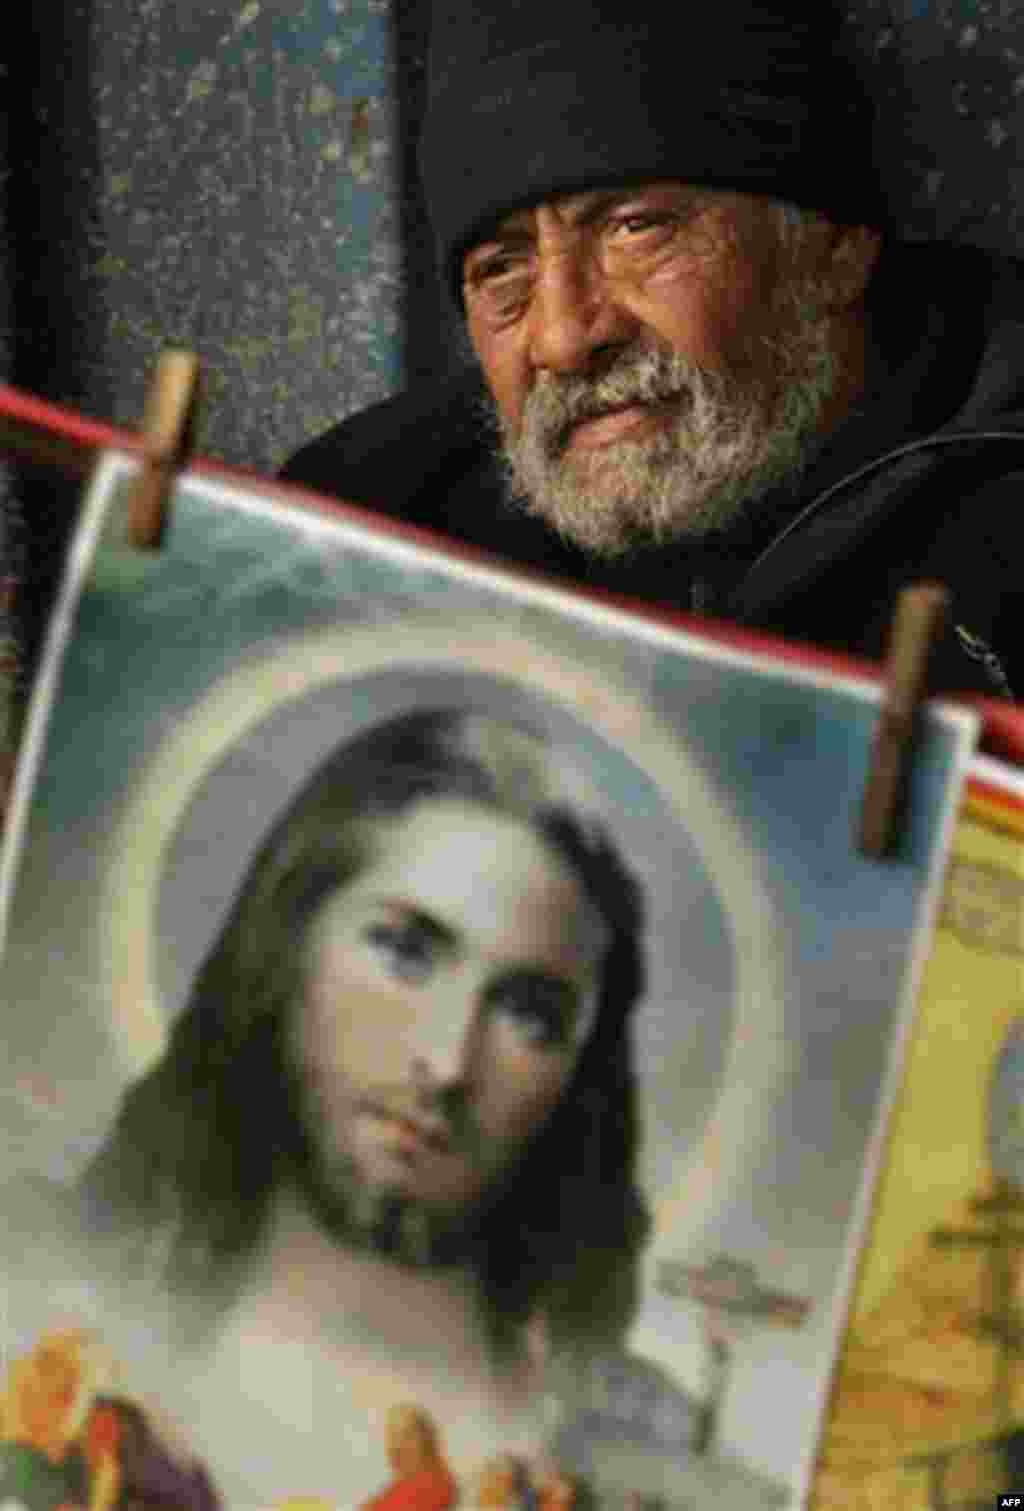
486,298,836,558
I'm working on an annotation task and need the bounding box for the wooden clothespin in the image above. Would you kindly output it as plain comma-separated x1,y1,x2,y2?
857,582,950,859
126,349,200,549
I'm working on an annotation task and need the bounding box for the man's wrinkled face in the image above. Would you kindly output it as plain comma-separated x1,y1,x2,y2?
462,184,845,555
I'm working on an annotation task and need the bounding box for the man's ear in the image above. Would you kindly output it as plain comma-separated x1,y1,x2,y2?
820,223,882,311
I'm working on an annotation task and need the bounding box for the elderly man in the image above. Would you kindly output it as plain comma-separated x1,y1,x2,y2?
282,0,1022,698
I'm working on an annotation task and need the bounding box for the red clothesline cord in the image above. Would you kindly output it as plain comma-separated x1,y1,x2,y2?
0,382,145,476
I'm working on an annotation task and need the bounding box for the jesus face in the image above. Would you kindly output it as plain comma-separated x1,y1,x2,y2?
287,797,606,1259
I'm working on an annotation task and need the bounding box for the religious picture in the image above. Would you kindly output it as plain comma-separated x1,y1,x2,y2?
811,756,1024,1511
0,439,977,1510
0,1325,222,1511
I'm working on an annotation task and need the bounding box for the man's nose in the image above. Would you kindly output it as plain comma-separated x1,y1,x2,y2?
406,974,481,1091
526,245,636,376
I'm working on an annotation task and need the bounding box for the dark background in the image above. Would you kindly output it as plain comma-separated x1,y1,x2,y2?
2,0,1022,693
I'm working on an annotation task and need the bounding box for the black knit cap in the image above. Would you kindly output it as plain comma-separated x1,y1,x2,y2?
418,0,886,307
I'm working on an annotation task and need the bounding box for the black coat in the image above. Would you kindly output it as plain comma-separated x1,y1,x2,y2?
282,239,1024,698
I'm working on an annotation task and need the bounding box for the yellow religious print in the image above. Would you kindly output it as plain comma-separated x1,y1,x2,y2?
811,763,1024,1511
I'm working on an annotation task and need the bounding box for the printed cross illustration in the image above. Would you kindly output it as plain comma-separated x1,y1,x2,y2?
655,1255,811,1456
931,1179,1024,1420
929,1017,1024,1420
900,1022,1024,1505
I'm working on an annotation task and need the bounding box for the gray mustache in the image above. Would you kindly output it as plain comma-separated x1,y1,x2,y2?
529,350,704,432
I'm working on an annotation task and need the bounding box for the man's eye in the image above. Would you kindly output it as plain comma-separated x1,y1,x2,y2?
365,922,438,984
466,255,534,316
476,255,520,282
470,250,531,283
611,211,678,242
486,973,578,1050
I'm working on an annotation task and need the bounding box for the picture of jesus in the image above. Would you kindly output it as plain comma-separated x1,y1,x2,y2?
77,706,654,1450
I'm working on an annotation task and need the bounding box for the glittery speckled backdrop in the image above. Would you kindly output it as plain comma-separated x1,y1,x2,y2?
2,0,1023,699
5,0,418,697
